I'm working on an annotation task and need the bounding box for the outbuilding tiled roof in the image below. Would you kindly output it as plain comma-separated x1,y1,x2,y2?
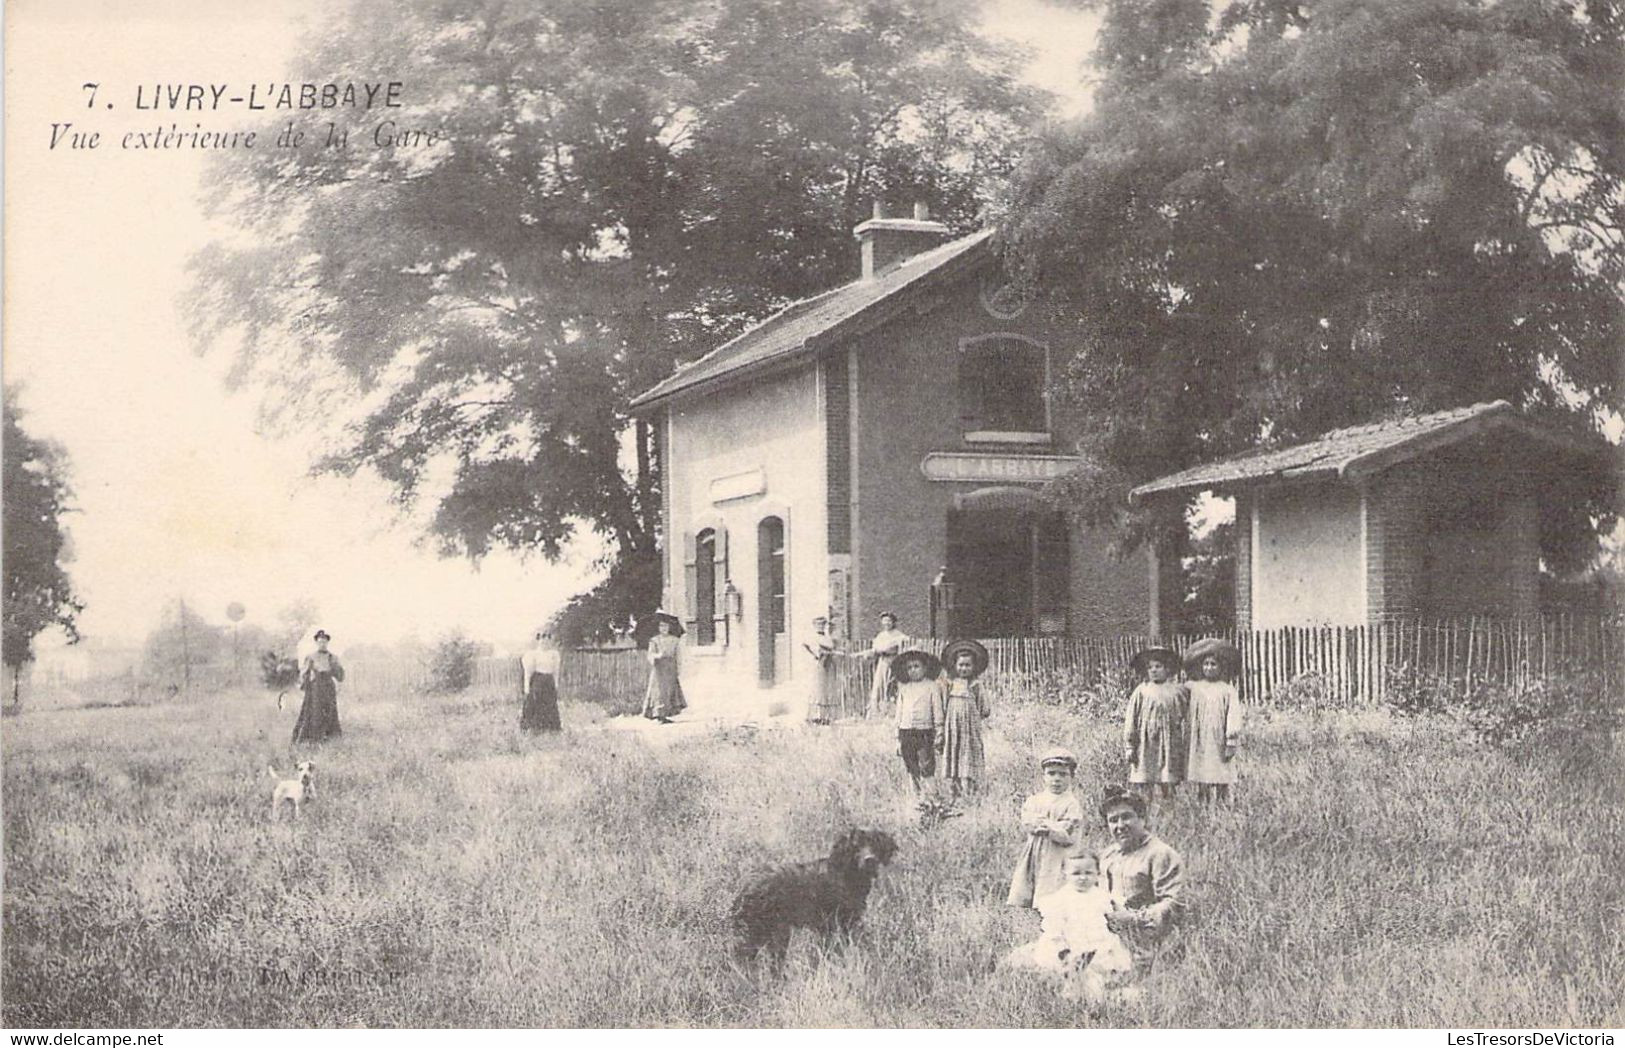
630,229,993,409
1129,400,1593,500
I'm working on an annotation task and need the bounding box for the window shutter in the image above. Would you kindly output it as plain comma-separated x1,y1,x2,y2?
713,526,730,647
682,531,698,634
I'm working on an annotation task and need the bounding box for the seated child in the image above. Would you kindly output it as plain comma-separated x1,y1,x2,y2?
1003,851,1134,997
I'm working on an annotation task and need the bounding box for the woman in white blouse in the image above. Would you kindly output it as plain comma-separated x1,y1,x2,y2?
856,612,909,718
519,630,562,732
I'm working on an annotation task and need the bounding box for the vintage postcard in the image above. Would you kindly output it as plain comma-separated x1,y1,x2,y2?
4,0,1621,1034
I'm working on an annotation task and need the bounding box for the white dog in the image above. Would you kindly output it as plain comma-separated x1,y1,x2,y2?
269,761,316,820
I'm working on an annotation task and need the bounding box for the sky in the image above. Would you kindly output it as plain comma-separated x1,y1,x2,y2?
3,0,1102,656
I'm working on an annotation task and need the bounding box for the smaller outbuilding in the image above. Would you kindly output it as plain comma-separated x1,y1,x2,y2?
1131,401,1611,629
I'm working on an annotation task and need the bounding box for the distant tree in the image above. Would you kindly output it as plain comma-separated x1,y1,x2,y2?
1182,520,1236,634
426,632,481,695
3,387,84,707
275,599,321,652
142,601,227,694
552,553,663,647
188,0,1040,636
1008,0,1623,573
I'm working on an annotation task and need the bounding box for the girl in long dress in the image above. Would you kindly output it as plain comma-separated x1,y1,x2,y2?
642,612,687,723
938,640,990,797
519,630,563,733
1123,646,1188,800
856,612,908,718
803,616,841,724
1183,638,1242,802
291,629,344,745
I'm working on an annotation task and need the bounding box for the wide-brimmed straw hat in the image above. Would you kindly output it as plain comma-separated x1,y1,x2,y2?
890,649,941,680
1130,645,1181,675
940,638,989,679
652,609,685,637
1039,746,1078,770
1183,637,1241,679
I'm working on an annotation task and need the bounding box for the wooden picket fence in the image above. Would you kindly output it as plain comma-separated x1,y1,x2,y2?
831,615,1622,712
340,615,1620,715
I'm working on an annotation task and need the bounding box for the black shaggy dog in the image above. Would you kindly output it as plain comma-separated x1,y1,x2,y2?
731,828,899,966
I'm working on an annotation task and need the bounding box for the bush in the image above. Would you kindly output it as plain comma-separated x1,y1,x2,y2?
1384,667,1622,765
1382,663,1462,717
1268,670,1342,713
259,651,299,691
425,633,480,694
1456,673,1622,753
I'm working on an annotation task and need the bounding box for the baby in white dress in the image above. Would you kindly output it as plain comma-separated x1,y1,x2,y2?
1003,852,1134,1003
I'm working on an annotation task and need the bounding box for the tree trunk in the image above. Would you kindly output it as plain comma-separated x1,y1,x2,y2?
634,416,656,555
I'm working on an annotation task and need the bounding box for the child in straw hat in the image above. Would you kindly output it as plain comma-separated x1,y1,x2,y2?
1123,646,1188,801
938,639,990,798
1183,637,1242,803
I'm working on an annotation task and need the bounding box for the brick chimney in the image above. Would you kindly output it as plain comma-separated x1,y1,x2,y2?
853,201,952,279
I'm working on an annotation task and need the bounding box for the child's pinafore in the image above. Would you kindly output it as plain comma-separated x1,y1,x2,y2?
1006,790,1083,907
1124,680,1188,784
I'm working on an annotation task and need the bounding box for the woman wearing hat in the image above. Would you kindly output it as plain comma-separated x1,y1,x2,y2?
1183,638,1242,802
1007,747,1084,908
641,611,687,724
1124,645,1188,800
292,629,345,744
939,639,990,797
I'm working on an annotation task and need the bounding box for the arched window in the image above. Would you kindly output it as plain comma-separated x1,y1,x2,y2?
695,529,717,646
958,335,1049,441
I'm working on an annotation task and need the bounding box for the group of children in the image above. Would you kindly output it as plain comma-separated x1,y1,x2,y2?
888,638,991,797
865,631,1238,1003
1002,750,1188,1004
1122,638,1244,803
876,632,1244,805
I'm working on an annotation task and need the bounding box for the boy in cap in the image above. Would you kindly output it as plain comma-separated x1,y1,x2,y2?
1006,747,1085,907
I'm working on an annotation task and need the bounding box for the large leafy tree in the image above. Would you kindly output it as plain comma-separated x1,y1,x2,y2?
1006,0,1622,568
3,388,84,704
189,0,1037,641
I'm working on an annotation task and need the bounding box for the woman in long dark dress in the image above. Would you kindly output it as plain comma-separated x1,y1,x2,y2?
292,629,344,744
641,611,687,723
519,630,563,733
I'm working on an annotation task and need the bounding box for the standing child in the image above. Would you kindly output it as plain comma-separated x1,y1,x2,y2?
1007,748,1085,908
892,650,945,792
1123,646,1187,801
939,639,990,798
1183,637,1242,803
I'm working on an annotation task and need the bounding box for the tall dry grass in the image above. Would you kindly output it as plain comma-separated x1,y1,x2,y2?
3,682,1621,1027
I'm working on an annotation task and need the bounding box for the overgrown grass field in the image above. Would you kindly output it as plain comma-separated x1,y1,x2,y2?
3,682,1622,1027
